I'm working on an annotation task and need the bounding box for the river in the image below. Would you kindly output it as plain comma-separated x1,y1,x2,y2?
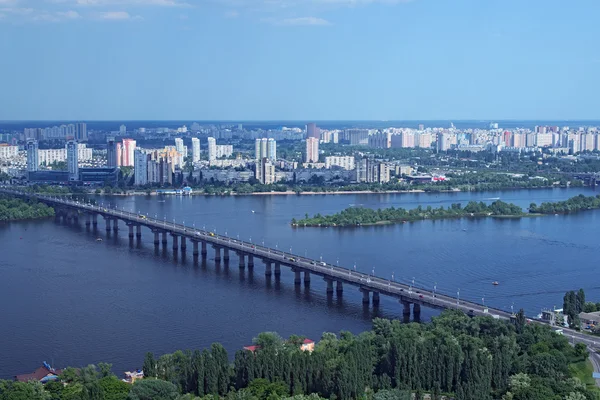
1,187,599,378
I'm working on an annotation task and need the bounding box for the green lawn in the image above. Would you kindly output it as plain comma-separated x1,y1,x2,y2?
569,359,600,393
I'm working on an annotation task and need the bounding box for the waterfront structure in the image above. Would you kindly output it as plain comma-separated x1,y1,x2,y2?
107,137,118,168
191,138,200,163
66,140,79,181
305,137,319,163
26,140,39,172
306,122,319,139
325,156,355,170
134,150,149,186
207,137,217,161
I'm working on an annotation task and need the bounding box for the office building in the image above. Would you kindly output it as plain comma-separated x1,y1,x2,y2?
107,137,118,168
120,125,127,136
325,156,355,170
191,138,200,163
26,140,39,172
75,123,87,141
66,140,79,181
121,139,136,167
207,137,217,161
305,137,319,163
134,150,149,186
306,123,319,139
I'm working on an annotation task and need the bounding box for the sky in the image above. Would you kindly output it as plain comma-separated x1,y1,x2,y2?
0,0,599,121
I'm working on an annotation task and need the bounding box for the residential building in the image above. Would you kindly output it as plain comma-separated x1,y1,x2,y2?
120,124,127,135
121,139,137,167
255,157,276,184
107,137,118,168
0,144,18,160
536,133,553,147
267,138,277,161
305,137,319,163
175,138,186,165
255,138,277,161
325,156,355,170
191,138,200,163
38,144,92,166
368,131,391,148
417,132,432,148
356,159,389,183
66,140,79,181
347,129,369,145
26,140,39,172
207,137,217,161
75,122,87,141
306,122,319,139
134,150,149,186
216,145,233,159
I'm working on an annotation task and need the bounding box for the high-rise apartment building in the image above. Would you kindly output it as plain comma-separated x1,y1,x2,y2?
356,159,389,183
255,138,277,161
75,123,87,141
107,137,118,168
325,156,355,170
66,140,79,181
175,138,186,166
306,123,319,139
368,131,391,149
347,129,369,146
26,140,39,172
134,150,149,186
191,138,200,163
120,125,127,136
255,157,276,184
207,137,217,161
121,139,136,167
305,137,319,163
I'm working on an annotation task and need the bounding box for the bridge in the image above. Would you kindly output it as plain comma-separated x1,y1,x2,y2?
1,188,516,322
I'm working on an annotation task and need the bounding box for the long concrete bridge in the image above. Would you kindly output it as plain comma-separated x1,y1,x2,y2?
2,188,516,321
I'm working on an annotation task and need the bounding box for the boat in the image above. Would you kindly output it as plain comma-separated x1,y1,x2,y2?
96,238,103,242
492,281,499,286
251,210,255,213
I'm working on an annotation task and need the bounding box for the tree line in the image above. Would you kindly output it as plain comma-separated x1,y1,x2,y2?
0,196,55,221
529,194,600,214
1,311,597,400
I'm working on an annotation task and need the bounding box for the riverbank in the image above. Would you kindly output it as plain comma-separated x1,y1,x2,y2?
0,197,54,222
292,195,600,227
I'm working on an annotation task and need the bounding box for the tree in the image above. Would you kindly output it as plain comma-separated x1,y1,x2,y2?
143,352,157,378
99,376,130,400
127,379,179,400
515,309,527,334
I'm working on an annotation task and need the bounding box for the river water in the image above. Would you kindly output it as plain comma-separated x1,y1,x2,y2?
1,188,599,378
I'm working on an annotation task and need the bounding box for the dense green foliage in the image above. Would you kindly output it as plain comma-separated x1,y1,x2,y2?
293,200,525,227
1,313,597,400
0,196,54,221
564,289,587,330
529,194,600,214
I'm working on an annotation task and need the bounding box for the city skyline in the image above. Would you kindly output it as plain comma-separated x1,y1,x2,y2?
1,0,599,121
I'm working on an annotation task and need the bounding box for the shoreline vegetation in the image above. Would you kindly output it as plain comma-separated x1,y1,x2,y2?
292,194,600,227
1,311,597,400
0,196,55,222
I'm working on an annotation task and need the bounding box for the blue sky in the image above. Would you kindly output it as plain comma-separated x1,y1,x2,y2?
0,0,599,121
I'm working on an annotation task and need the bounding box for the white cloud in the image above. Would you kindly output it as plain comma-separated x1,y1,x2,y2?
97,10,132,19
269,16,331,26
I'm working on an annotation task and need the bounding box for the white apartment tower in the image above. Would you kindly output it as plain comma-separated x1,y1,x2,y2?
191,138,200,163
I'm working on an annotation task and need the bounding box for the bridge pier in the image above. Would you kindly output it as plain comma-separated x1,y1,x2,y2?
294,269,302,286
304,271,310,286
372,292,380,306
413,303,421,320
85,213,91,228
274,262,281,276
180,236,186,253
112,219,118,233
247,254,254,268
192,240,199,256
172,234,179,251
325,279,334,294
128,224,135,239
201,242,207,258
264,260,271,275
223,247,229,262
401,300,411,317
336,281,343,295
92,214,98,229
105,218,111,232
136,224,142,239
214,246,221,262
154,231,160,246
162,231,168,247
239,253,246,269
361,289,370,305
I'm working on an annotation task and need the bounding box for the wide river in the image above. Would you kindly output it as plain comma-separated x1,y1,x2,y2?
1,188,599,378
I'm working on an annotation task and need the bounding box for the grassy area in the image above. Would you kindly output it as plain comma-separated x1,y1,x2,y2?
569,359,599,392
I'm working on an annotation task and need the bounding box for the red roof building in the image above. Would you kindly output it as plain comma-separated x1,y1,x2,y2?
243,345,261,353
15,364,63,383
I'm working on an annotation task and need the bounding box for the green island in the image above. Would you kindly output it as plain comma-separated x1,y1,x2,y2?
0,196,55,222
292,195,600,227
1,310,598,400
